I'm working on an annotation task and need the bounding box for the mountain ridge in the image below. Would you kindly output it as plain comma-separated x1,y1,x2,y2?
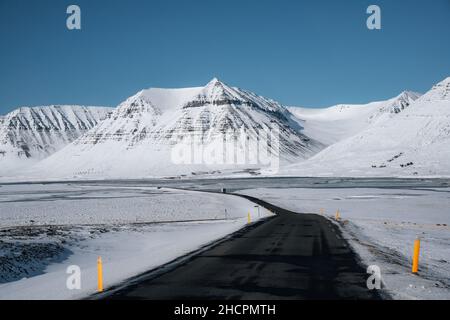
288,90,421,145
280,77,450,177
2,77,449,180
19,79,323,179
0,105,113,175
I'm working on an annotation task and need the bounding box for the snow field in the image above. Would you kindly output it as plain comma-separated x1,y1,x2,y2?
0,185,269,299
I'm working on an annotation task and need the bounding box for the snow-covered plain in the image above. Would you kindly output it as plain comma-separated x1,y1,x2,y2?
0,184,266,299
237,187,450,299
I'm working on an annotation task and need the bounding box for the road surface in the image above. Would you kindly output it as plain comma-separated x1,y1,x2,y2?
102,195,382,300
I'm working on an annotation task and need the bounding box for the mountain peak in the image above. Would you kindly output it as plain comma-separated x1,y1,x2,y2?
204,77,227,90
389,91,421,108
396,91,421,100
419,76,450,102
206,77,222,86
0,105,112,166
375,90,421,115
197,77,242,103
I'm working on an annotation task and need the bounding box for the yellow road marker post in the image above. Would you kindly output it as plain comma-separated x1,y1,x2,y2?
412,238,421,274
335,210,341,221
97,256,103,292
247,212,251,224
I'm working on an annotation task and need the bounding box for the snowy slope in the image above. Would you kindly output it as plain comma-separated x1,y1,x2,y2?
23,79,323,179
280,77,450,177
288,91,421,145
0,105,113,175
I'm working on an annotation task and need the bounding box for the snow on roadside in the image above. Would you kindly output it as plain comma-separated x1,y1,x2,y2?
0,185,265,300
237,187,450,300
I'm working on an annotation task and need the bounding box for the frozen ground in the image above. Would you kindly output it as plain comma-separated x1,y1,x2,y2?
237,187,450,299
0,184,265,299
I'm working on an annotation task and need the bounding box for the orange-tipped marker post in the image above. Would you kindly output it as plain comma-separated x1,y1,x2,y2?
335,210,340,221
97,256,103,292
412,238,420,274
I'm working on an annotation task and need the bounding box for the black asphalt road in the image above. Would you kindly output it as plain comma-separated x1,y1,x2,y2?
102,195,382,300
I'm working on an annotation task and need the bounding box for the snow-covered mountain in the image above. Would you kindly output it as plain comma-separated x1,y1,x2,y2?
280,77,450,177
23,78,323,179
288,91,421,145
0,105,113,174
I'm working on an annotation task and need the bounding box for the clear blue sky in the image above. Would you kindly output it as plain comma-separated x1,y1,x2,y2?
0,0,449,113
